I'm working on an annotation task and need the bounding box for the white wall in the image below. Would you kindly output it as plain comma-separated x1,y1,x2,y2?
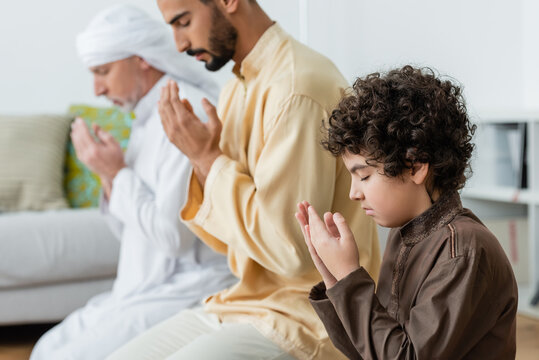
0,0,536,117
522,0,539,109
304,0,537,118
0,0,165,114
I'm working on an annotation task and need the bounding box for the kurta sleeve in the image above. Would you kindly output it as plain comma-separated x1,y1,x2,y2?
325,255,491,359
99,192,123,240
108,138,196,257
309,282,362,360
182,95,341,276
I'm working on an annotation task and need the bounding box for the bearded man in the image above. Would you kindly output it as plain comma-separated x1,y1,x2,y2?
109,1,381,359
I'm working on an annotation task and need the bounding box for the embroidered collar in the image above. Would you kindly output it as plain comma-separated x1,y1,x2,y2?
399,191,463,245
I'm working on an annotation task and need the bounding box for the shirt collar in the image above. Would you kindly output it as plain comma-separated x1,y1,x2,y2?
232,22,284,82
398,191,463,245
133,74,169,125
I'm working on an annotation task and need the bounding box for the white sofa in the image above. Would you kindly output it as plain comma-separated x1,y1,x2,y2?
0,208,119,325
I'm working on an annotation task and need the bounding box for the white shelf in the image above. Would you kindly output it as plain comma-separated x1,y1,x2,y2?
462,115,539,322
518,285,539,319
461,187,537,205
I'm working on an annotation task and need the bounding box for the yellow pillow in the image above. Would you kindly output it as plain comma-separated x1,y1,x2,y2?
64,105,133,208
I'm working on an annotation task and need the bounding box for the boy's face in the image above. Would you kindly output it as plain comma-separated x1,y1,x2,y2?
342,151,432,228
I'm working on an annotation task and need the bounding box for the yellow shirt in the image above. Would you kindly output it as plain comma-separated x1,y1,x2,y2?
181,23,380,360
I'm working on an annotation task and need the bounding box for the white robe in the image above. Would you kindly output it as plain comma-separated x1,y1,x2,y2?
31,75,236,360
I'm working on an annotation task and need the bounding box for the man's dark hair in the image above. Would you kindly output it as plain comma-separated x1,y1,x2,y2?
323,65,476,193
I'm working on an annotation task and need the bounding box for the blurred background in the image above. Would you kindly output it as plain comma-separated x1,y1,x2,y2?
1,0,538,116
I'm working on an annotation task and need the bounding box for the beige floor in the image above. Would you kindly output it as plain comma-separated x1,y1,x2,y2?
0,316,538,360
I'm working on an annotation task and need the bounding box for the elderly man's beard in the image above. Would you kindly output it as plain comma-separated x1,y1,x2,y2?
119,102,136,113
187,6,237,72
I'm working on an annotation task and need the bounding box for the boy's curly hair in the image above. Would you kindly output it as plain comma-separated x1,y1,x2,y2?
323,65,476,193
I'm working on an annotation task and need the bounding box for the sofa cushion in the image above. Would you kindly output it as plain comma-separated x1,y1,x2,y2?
64,105,133,208
0,114,73,211
0,208,120,289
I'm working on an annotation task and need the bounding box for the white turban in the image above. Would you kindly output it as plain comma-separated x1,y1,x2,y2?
77,4,218,100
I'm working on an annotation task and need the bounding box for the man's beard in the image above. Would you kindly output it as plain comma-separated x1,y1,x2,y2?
187,5,237,72
109,98,136,113
119,102,136,113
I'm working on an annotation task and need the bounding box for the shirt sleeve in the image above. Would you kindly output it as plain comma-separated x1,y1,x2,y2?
98,191,123,240
324,255,491,360
309,282,363,360
108,135,196,257
182,95,341,276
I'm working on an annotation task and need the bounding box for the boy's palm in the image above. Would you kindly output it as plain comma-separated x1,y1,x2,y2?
296,202,337,288
307,207,360,281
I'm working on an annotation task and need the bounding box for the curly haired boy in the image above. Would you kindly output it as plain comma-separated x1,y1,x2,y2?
296,66,517,359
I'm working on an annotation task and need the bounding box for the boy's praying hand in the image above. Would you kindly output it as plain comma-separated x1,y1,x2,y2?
295,201,360,288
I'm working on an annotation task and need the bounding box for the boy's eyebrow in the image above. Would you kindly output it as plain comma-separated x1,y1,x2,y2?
350,164,369,173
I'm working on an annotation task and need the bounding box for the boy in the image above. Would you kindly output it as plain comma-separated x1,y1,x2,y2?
295,66,518,359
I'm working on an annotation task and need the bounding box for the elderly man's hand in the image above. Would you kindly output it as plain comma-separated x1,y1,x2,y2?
159,80,222,187
70,118,126,184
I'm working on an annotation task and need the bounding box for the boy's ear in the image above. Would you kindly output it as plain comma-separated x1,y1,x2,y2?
410,162,429,185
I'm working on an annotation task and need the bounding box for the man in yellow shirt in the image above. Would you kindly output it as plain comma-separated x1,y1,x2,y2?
108,1,380,359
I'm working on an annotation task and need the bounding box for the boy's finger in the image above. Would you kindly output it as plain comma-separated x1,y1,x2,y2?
307,206,330,238
324,212,341,238
295,209,307,229
333,212,355,241
297,202,309,222
303,225,315,253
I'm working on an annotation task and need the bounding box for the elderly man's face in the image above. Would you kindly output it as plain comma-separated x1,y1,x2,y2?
158,0,237,71
90,56,144,112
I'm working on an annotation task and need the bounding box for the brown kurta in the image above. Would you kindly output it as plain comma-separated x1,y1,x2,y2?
310,191,518,359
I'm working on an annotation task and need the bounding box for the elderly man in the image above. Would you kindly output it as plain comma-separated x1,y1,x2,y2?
108,0,380,359
30,5,235,360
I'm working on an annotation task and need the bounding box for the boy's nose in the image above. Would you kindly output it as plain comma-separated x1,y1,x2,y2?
349,186,365,201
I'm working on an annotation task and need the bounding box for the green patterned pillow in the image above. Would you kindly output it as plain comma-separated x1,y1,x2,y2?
64,105,133,208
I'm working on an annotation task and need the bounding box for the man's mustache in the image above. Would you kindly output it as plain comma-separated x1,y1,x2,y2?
186,48,208,57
